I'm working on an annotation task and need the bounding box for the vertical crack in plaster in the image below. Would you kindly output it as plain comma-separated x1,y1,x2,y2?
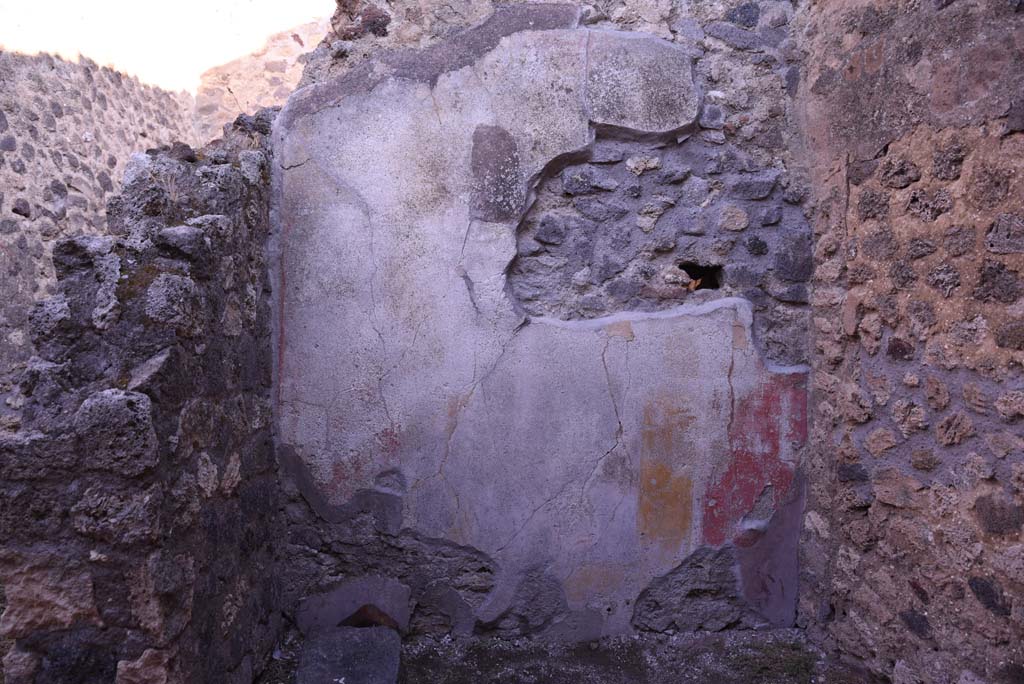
429,88,445,127
411,319,527,497
583,335,627,494
358,179,394,431
460,271,481,315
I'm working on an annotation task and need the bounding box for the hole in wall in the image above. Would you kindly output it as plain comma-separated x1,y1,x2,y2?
676,262,722,290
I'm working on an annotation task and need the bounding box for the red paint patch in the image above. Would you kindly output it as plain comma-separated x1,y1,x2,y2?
703,373,807,546
376,427,401,457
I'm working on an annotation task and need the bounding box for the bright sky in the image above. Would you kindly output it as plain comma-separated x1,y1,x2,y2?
0,0,330,92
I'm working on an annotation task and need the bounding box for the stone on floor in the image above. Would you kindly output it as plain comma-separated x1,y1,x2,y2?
296,626,400,684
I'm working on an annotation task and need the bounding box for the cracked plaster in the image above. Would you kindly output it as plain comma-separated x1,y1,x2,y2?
272,4,805,637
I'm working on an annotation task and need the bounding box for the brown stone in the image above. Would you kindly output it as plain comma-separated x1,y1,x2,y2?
925,376,950,411
985,431,1024,459
892,399,928,437
0,553,101,638
911,449,941,472
2,647,40,684
116,649,169,684
873,468,923,508
961,383,990,414
865,428,898,456
936,411,975,446
995,390,1024,421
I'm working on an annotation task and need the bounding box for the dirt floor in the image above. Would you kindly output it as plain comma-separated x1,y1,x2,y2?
258,626,867,684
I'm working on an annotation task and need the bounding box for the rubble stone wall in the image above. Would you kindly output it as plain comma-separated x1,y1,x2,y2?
0,52,197,422
0,113,281,684
796,1,1024,682
193,19,330,144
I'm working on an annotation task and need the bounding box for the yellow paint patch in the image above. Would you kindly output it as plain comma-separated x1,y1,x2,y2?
732,321,748,350
638,396,696,551
641,397,695,456
605,320,635,341
638,461,693,551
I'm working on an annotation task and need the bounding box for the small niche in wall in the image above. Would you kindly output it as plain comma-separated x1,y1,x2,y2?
677,262,723,290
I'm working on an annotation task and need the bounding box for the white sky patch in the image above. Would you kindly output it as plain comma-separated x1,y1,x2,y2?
0,0,330,92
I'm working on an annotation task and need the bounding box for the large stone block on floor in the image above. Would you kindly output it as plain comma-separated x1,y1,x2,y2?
296,626,400,684
273,4,806,638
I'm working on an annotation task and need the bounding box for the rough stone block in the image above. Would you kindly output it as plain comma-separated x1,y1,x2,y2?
296,626,400,684
73,389,158,477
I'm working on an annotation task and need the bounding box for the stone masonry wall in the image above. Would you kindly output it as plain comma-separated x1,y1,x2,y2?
0,112,280,684
796,1,1024,682
193,19,330,145
0,52,196,427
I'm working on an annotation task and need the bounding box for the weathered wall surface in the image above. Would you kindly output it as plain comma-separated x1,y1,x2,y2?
274,1,812,643
796,1,1024,682
0,52,196,426
0,113,280,684
194,19,330,144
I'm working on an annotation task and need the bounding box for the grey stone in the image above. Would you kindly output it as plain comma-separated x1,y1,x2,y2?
561,166,619,195
879,156,921,189
907,188,953,222
996,321,1024,350
97,171,113,193
155,225,209,258
888,260,917,289
535,215,568,245
656,164,691,184
586,30,700,133
471,125,523,221
144,274,202,334
857,188,889,220
73,389,159,477
729,173,778,200
926,264,961,297
671,17,705,43
774,233,812,282
933,141,965,180
986,213,1024,254
761,206,782,225
837,463,870,482
968,576,1011,616
746,235,768,255
725,2,761,28
906,238,937,260
973,259,1021,304
573,196,630,222
705,22,763,51
0,135,16,152
945,225,975,256
700,105,725,130
632,546,764,632
296,626,400,684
